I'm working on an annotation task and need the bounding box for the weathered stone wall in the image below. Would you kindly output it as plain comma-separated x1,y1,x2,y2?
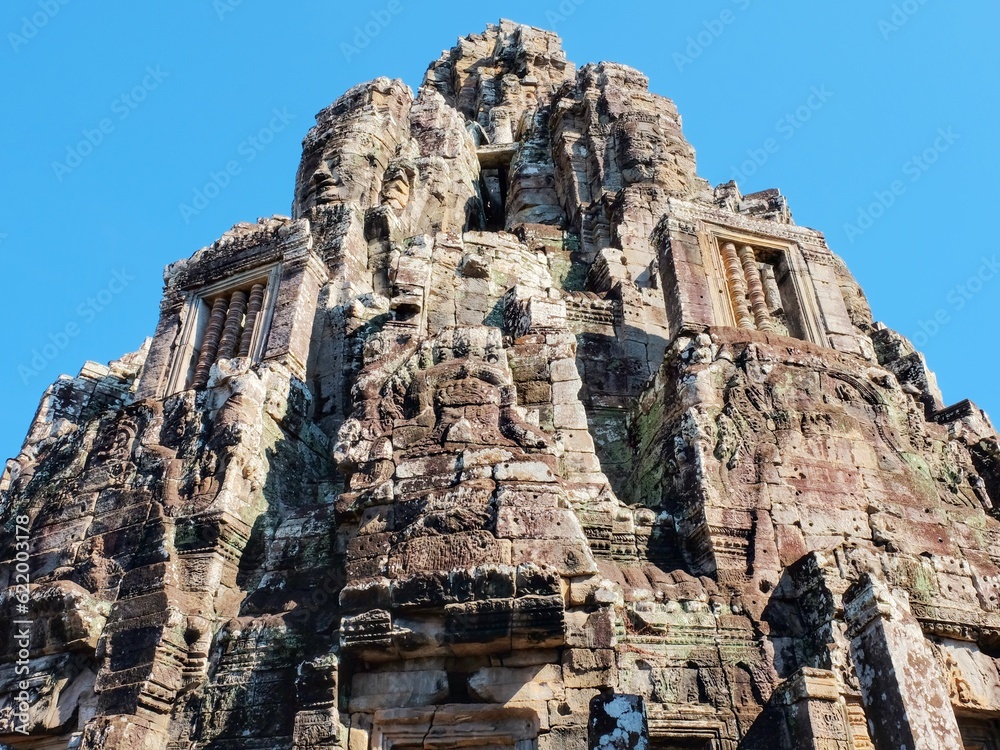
3,19,1000,750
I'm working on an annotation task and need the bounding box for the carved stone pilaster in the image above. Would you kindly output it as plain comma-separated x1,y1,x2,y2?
844,575,964,750
774,668,852,750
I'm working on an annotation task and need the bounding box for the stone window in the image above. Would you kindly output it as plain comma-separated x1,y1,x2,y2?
712,235,807,339
165,266,280,394
475,144,518,231
657,209,862,353
958,717,1000,750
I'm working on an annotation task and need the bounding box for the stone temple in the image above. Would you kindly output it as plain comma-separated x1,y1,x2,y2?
4,19,1000,750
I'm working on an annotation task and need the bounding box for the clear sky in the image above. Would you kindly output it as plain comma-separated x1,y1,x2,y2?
2,1,998,460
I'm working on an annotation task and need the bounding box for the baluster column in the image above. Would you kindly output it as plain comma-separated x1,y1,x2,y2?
217,290,248,361
238,283,266,357
721,241,754,330
761,264,783,314
739,245,775,332
192,296,229,388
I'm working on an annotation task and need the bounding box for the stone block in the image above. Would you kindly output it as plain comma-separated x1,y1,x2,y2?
565,608,616,649
553,403,589,430
562,649,617,688
550,359,580,383
552,379,582,404
350,670,449,712
498,507,587,541
468,663,565,703
513,539,598,577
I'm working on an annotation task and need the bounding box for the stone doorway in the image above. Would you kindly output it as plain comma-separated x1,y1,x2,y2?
959,717,1000,750
650,739,712,750
369,705,538,750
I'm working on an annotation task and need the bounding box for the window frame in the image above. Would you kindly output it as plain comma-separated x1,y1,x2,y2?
164,263,282,395
701,225,826,346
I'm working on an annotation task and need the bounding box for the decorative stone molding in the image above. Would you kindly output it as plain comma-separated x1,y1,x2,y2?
370,705,539,750
137,218,327,398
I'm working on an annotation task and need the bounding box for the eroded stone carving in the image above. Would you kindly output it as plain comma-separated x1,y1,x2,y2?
2,18,999,750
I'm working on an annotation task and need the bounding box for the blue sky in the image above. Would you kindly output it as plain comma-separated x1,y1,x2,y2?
1,1,998,460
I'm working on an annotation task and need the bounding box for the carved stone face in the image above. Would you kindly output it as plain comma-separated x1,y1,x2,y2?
616,120,662,183
380,164,413,212
432,372,506,446
500,74,522,104
310,159,348,206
